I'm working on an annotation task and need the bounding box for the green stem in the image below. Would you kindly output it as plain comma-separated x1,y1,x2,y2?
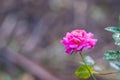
118,16,120,27
79,53,96,80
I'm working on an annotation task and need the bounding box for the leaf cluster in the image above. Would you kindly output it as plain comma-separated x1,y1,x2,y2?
104,18,120,77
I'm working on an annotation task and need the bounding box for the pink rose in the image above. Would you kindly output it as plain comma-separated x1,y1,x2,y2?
61,30,97,54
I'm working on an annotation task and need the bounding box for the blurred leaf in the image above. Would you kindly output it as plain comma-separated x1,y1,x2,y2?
113,33,120,46
105,27,120,33
104,50,120,61
109,61,120,70
80,56,103,72
105,26,120,46
84,56,95,66
93,65,102,71
75,65,94,79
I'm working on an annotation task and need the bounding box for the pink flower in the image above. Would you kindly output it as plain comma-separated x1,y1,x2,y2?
61,29,97,54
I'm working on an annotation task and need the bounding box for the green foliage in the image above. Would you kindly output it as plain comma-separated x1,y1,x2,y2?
113,33,120,46
84,56,95,66
104,50,120,70
104,50,120,71
109,61,120,70
81,56,102,71
104,17,120,78
75,65,94,79
93,65,102,71
105,27,120,46
104,50,120,61
105,27,120,33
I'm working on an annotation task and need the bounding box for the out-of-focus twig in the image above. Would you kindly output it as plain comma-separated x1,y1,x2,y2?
0,14,18,48
0,48,60,80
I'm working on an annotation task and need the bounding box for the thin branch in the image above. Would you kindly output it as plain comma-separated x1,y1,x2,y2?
0,48,60,80
95,71,119,75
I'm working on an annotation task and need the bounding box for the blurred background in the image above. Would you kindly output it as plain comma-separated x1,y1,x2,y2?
0,0,120,80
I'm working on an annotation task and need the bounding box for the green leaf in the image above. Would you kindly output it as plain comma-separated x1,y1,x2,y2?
84,56,95,66
113,33,120,46
109,61,120,70
80,56,95,66
75,65,94,79
105,27,120,33
104,50,120,61
93,65,102,71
